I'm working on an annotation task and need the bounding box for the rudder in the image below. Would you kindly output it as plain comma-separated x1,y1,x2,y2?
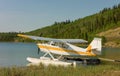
86,38,102,55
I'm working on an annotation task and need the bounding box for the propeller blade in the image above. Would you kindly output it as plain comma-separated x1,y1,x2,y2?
38,47,40,54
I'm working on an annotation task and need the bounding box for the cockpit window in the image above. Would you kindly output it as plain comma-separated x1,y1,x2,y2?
48,41,69,49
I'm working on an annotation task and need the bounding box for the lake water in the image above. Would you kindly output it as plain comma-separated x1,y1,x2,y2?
0,42,43,67
0,42,120,67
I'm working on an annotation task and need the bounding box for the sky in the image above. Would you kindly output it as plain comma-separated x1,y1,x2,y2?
0,0,120,32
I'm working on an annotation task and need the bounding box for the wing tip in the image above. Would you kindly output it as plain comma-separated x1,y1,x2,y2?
17,34,29,38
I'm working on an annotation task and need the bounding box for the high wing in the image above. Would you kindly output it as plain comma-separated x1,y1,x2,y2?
18,34,88,43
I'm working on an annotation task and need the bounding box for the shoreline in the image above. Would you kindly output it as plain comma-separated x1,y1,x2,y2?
0,41,120,48
103,42,120,48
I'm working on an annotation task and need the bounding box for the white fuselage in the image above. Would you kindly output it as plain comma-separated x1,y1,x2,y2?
37,43,95,56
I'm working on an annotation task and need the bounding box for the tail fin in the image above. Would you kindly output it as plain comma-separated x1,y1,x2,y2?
86,38,102,55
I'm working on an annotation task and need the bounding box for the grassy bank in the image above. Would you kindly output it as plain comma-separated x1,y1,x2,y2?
0,63,120,76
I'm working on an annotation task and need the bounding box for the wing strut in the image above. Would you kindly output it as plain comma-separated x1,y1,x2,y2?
41,52,57,61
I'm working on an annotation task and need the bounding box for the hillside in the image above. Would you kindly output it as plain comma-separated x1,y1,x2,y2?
25,4,120,47
97,27,120,48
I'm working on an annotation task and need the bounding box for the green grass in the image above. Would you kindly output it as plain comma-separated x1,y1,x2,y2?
0,63,120,76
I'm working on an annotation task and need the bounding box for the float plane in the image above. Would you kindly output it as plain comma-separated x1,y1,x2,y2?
18,34,102,67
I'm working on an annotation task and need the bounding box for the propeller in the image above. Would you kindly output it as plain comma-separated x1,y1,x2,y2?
37,47,40,54
37,33,42,54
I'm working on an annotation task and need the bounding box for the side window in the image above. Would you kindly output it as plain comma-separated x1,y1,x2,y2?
50,41,55,46
61,43,68,49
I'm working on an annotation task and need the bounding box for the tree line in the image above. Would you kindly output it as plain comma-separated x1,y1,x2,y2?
0,32,25,42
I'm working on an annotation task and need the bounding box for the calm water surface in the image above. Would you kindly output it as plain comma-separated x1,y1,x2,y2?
0,42,120,67
0,42,43,67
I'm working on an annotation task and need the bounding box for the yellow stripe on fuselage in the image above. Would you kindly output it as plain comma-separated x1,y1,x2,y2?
38,44,96,56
